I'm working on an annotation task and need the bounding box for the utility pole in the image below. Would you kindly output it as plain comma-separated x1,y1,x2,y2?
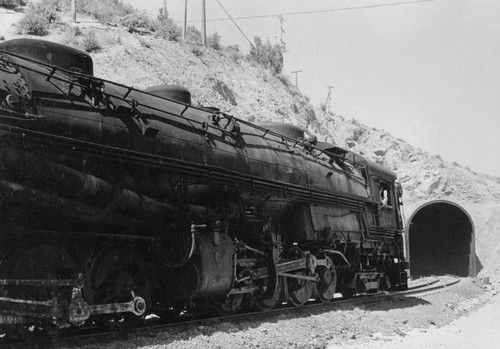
325,85,334,111
201,0,207,45
71,0,76,23
291,70,302,88
278,15,286,52
163,0,167,15
183,0,188,40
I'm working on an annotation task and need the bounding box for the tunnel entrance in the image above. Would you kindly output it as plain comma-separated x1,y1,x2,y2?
407,201,475,278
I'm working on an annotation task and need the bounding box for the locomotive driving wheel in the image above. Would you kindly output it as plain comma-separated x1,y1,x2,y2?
89,244,152,330
288,270,315,306
315,251,337,303
253,276,283,311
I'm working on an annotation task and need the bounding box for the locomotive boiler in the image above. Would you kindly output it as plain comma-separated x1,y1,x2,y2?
0,38,408,331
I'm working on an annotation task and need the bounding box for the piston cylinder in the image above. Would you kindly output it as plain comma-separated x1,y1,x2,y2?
167,232,235,300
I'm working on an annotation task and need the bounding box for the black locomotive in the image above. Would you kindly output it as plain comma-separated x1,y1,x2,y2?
0,39,408,331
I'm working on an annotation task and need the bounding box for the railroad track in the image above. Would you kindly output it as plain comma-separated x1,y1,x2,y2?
4,275,460,348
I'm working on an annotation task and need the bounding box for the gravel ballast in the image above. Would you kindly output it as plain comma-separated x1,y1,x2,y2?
65,278,493,349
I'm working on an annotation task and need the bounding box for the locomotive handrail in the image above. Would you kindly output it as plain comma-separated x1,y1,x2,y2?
0,52,363,174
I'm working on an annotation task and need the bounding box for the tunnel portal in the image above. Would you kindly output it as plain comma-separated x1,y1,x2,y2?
407,201,475,278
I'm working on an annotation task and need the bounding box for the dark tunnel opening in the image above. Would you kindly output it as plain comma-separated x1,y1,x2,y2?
408,201,475,278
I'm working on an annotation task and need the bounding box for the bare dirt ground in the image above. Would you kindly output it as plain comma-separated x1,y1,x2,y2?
337,283,500,349
62,278,494,349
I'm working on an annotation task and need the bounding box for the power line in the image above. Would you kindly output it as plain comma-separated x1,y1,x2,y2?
185,0,436,23
325,85,334,111
214,0,255,49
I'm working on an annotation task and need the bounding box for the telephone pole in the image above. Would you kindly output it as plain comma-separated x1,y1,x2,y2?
277,15,286,52
291,70,302,88
71,0,76,23
325,85,334,111
201,0,207,45
163,0,167,15
183,0,188,40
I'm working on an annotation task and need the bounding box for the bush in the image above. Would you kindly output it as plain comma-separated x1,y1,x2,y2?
0,0,27,8
249,36,283,74
185,25,202,44
15,0,65,36
16,12,49,35
38,0,65,12
152,11,181,41
224,44,242,62
207,32,221,50
31,0,62,23
77,0,135,24
81,31,101,52
120,11,152,32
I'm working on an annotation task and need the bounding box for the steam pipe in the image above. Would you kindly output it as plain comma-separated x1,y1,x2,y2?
0,146,175,219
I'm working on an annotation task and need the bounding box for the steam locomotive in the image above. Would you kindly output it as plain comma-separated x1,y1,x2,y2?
0,38,408,331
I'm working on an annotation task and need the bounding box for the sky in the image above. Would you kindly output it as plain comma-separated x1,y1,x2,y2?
125,0,500,178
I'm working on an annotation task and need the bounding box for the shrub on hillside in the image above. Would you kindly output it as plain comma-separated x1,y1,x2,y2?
38,0,65,12
16,11,49,35
30,0,62,23
15,0,63,36
0,0,27,8
120,12,152,32
225,44,243,62
207,32,221,50
77,0,135,24
249,36,283,74
185,25,202,44
81,31,101,52
152,11,181,41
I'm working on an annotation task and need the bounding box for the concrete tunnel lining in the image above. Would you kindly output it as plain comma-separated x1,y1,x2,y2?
407,200,475,278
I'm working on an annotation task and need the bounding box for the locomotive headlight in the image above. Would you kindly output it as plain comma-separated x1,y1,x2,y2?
3,94,25,113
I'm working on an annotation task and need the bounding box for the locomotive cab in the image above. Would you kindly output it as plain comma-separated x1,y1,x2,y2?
347,152,403,230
